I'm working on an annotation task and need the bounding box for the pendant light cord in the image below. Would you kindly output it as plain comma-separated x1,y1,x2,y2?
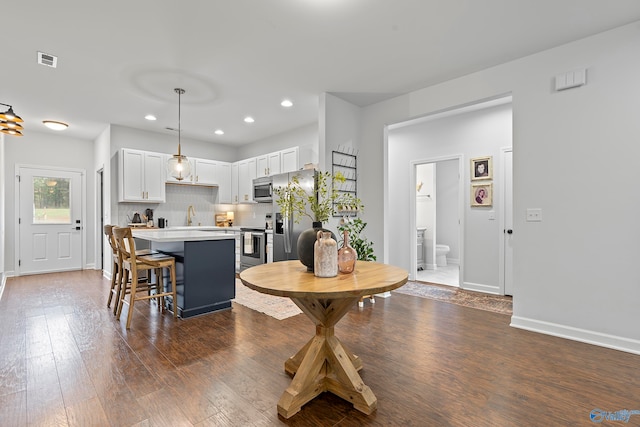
175,88,185,157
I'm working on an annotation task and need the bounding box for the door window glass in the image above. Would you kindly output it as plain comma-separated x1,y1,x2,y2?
33,176,71,224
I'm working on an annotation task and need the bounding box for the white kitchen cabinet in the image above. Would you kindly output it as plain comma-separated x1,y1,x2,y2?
119,148,166,203
193,158,217,184
256,147,298,177
231,162,239,203
280,146,298,173
216,162,232,203
237,157,256,203
165,157,214,185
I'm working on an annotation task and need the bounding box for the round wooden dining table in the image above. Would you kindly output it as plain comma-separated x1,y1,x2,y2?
239,260,408,419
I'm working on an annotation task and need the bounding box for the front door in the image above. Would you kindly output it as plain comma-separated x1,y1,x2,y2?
18,166,83,275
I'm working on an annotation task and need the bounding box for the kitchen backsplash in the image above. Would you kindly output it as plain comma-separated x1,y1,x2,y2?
117,184,273,229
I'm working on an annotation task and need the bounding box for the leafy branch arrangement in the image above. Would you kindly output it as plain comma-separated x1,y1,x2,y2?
273,171,363,224
337,217,376,261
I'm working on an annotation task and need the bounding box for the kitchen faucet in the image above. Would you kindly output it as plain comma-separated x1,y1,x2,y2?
187,205,196,226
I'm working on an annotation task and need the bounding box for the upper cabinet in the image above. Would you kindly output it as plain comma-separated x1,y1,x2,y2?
280,147,299,173
231,162,239,204
255,147,299,177
237,157,257,203
216,162,232,204
119,149,166,203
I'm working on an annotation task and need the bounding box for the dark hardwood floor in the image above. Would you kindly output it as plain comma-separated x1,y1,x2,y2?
0,270,638,426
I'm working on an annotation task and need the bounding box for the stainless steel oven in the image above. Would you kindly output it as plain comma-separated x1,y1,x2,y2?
240,227,266,270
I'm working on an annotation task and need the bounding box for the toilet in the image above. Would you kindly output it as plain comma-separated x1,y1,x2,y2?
435,244,450,267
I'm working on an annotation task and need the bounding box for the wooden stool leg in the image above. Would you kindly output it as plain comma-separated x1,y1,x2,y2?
170,261,177,319
125,268,139,329
156,268,164,312
107,259,117,308
112,262,121,315
116,268,129,320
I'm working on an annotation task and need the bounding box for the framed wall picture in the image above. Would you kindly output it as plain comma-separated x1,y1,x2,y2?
471,156,492,180
471,182,493,207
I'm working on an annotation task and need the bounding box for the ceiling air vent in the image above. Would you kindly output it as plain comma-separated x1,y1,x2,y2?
37,51,58,68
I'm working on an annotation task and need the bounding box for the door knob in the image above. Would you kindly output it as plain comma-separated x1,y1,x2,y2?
506,229,513,234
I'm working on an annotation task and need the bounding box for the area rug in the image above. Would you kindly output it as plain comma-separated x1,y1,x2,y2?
394,281,512,315
233,279,302,320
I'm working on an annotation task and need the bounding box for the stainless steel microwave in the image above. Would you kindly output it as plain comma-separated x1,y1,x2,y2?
252,176,272,203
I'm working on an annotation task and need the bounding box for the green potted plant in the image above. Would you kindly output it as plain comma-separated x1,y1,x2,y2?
273,170,363,270
337,217,376,262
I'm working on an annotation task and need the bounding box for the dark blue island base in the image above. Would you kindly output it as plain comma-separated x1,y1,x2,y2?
153,238,236,318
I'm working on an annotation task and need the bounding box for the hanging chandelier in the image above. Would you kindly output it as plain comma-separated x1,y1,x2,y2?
0,103,24,137
166,88,192,181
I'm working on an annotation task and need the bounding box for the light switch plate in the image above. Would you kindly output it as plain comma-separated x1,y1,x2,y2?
526,208,542,222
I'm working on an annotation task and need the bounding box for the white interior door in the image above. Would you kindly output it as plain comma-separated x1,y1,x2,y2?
503,150,514,295
18,167,83,275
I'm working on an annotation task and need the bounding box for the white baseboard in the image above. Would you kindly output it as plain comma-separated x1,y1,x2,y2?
86,263,95,270
447,258,460,265
103,270,112,281
511,316,640,356
426,263,437,270
462,281,500,295
0,275,5,301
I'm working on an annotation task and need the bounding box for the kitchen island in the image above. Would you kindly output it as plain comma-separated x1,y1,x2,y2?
132,229,236,318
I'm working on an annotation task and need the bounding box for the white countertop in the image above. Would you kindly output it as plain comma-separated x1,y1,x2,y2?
132,229,236,243
164,226,243,232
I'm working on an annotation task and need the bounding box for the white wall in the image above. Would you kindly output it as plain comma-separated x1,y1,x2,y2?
390,103,512,292
4,130,95,274
0,134,5,283
319,94,366,237
354,21,640,353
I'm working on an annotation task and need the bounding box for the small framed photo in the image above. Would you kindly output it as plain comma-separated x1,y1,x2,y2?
471,183,492,207
471,156,492,180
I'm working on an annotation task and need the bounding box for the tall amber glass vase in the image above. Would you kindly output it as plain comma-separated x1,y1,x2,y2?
338,230,357,274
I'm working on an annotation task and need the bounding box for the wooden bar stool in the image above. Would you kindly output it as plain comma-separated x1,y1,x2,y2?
104,225,122,314
104,225,156,315
112,227,178,329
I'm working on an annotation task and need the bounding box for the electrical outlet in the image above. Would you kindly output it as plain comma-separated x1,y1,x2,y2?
526,208,542,222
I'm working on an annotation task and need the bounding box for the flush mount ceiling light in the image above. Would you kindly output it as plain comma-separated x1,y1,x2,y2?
166,88,192,181
281,99,293,108
244,116,255,123
145,114,157,121
214,129,224,135
42,120,69,131
0,103,24,136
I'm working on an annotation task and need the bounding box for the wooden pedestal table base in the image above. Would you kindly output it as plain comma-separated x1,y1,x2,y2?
238,260,408,419
280,296,372,418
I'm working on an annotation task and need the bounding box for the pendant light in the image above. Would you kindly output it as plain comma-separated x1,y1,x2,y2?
167,88,192,181
0,103,24,137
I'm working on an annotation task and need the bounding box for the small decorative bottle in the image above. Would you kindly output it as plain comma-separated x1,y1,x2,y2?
338,230,357,274
314,231,338,277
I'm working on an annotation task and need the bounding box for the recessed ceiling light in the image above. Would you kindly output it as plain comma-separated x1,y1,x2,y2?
145,114,157,121
42,120,68,131
214,129,224,135
281,99,293,108
244,116,255,123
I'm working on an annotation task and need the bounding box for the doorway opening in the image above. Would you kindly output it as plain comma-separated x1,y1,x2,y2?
413,157,462,287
